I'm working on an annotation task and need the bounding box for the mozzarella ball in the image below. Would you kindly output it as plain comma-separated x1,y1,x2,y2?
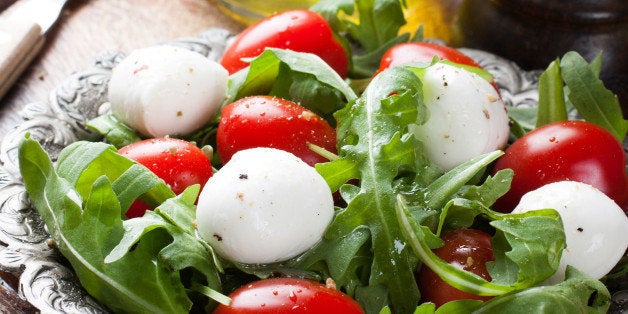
513,181,628,284
196,148,334,264
409,63,510,171
109,45,228,137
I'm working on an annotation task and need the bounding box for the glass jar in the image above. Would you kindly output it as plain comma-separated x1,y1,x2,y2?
453,0,628,114
213,0,463,44
213,0,318,26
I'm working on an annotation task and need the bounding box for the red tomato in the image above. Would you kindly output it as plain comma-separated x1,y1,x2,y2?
219,10,349,77
216,96,337,167
374,42,482,76
492,120,628,212
118,138,213,218
213,277,364,314
416,229,495,307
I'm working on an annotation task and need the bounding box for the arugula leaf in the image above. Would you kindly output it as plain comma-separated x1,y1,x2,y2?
460,169,513,208
422,151,503,211
357,284,392,314
536,58,567,127
312,0,418,77
346,0,407,52
227,48,357,125
55,140,175,213
316,65,510,313
309,0,355,31
316,157,360,192
107,186,226,305
396,194,566,298
474,267,610,313
86,113,142,149
559,51,628,141
506,106,537,138
510,50,627,144
19,137,190,312
289,227,372,294
397,200,508,296
344,0,408,77
317,66,424,313
442,199,565,289
397,267,610,313
531,51,628,141
18,137,223,312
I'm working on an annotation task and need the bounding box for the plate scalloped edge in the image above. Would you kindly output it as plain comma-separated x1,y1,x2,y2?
0,28,624,313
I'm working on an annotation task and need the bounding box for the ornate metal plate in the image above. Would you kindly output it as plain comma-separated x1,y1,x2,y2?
0,28,625,313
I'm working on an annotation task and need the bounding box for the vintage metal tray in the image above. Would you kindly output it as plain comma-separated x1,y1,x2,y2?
0,28,625,313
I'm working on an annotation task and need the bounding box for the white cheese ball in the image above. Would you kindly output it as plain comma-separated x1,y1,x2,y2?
196,148,334,264
108,45,228,137
409,63,510,171
513,181,628,284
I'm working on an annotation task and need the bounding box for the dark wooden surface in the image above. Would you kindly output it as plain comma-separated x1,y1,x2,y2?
0,0,243,311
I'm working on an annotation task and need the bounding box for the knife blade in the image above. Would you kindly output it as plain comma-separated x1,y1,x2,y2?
0,0,68,101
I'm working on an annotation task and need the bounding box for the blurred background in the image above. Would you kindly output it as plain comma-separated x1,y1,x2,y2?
216,0,627,116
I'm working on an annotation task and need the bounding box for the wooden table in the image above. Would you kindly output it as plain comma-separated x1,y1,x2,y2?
0,0,243,136
0,1,243,312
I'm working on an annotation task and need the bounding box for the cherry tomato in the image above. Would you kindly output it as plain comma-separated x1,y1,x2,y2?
374,42,482,76
213,277,364,314
219,10,349,77
416,229,495,307
118,138,213,218
216,96,337,167
492,120,628,212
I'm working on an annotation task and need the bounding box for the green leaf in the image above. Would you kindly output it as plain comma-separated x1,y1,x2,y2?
289,227,372,295
310,0,356,31
111,164,174,213
445,199,564,288
489,213,565,287
107,185,222,291
86,113,142,148
413,267,611,313
319,66,425,313
506,106,537,136
320,65,511,313
315,157,360,192
461,169,513,208
351,34,409,78
18,137,192,313
355,284,391,314
536,58,567,127
18,137,223,312
396,197,514,297
56,141,175,214
475,267,611,313
435,300,484,313
228,48,357,125
397,194,565,299
560,51,628,141
347,0,406,52
345,0,409,77
423,151,503,211
588,52,604,77
312,0,414,77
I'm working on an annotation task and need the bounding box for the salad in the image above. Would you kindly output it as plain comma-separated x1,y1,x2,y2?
15,0,628,313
